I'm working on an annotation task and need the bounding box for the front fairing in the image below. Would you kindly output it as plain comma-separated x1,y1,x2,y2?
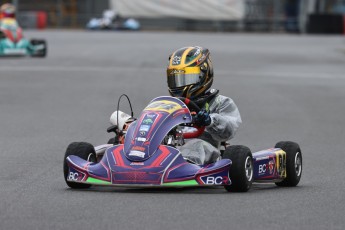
0,37,30,55
0,19,31,55
0,30,30,55
65,96,233,186
66,144,232,186
123,96,192,161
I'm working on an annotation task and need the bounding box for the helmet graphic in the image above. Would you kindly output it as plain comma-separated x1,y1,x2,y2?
167,46,214,99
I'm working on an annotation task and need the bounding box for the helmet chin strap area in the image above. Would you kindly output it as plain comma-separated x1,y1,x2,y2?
182,85,193,98
193,89,219,108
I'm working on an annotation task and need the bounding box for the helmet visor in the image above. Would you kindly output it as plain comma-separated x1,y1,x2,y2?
167,67,202,88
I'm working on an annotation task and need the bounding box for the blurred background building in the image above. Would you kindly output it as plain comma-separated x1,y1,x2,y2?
1,0,345,33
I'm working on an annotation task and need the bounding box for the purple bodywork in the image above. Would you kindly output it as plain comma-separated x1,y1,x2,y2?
66,96,286,187
66,97,231,186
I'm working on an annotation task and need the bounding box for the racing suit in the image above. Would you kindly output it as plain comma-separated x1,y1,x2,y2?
0,17,18,29
179,89,242,165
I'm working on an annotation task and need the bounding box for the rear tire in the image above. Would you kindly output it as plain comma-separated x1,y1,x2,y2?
63,142,96,189
223,145,253,192
0,30,5,39
30,39,47,57
275,141,302,187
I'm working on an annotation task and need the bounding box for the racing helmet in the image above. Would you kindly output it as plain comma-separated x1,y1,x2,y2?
167,46,214,99
0,3,16,18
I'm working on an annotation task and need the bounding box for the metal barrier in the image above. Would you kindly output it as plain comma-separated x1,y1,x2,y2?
14,0,294,32
244,0,286,31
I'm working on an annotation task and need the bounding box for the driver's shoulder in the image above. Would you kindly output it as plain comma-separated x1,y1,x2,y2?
211,93,232,105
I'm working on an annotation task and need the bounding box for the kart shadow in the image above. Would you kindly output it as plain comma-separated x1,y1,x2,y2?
251,183,305,192
0,55,26,59
65,183,303,194
66,186,227,194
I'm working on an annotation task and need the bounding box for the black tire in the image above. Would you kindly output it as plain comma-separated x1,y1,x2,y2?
223,145,253,192
275,141,302,187
63,142,96,189
30,39,47,57
0,30,5,39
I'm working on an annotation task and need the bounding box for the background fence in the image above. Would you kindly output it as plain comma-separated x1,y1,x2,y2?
3,0,342,33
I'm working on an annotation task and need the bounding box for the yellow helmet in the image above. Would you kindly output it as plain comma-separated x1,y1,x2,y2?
167,46,214,99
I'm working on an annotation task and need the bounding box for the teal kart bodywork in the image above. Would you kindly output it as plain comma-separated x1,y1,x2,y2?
0,18,47,57
0,37,40,56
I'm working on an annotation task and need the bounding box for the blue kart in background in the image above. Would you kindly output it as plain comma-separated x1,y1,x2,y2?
0,18,47,57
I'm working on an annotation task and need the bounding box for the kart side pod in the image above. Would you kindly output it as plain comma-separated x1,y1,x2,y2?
252,148,287,182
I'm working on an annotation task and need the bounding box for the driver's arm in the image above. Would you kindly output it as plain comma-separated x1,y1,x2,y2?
206,95,242,141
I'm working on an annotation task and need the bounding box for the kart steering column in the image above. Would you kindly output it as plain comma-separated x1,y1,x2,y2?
178,97,206,139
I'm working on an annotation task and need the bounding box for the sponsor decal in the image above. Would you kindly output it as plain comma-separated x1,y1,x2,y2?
130,162,144,166
268,160,275,174
136,137,147,142
275,151,286,177
143,118,153,125
146,113,157,118
256,156,269,161
132,146,145,152
172,56,181,65
258,164,267,174
170,69,184,75
145,100,182,113
4,49,26,55
258,162,276,175
68,172,81,181
206,176,224,185
139,125,150,132
128,150,145,158
140,131,146,136
200,175,230,185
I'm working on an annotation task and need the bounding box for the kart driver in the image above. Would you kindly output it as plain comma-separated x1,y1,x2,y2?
0,3,18,27
0,3,16,19
167,46,242,165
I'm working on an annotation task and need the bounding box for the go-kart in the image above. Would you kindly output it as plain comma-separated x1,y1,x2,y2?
86,9,140,31
63,95,302,192
0,18,47,57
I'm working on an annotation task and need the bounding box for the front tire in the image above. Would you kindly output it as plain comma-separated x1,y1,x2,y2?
63,142,96,189
223,145,253,192
275,141,302,187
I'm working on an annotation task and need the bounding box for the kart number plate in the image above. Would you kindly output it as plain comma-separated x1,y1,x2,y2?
3,49,26,55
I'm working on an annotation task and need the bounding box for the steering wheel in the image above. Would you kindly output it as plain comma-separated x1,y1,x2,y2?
178,97,205,139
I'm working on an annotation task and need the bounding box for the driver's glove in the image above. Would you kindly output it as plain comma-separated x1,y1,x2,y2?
193,109,212,127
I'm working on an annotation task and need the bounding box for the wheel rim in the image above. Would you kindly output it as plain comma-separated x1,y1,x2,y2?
295,152,302,177
245,156,253,181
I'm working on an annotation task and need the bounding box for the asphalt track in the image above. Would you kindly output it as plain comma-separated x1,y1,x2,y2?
1,30,345,230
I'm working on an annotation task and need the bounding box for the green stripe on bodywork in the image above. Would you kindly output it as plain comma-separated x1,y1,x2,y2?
86,177,112,185
162,180,199,186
